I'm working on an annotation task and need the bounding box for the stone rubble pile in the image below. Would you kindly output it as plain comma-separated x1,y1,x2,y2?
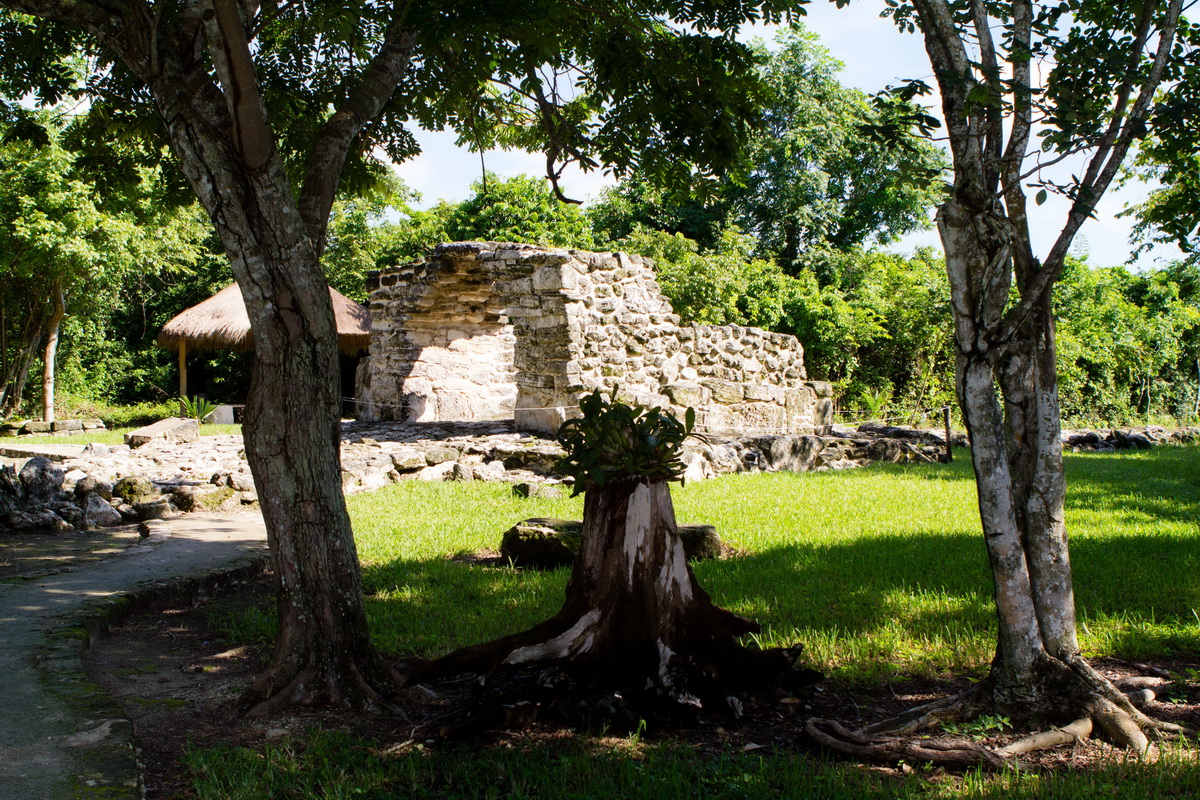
5,418,1194,534
1061,426,1199,452
1,456,134,532
0,418,106,438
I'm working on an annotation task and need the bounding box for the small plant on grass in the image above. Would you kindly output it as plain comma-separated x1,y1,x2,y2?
180,395,218,423
858,386,892,419
941,714,1012,741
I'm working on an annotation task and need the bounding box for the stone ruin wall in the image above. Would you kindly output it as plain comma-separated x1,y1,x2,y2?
356,242,833,435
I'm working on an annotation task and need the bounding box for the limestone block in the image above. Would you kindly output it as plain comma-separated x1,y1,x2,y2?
125,418,199,448
681,450,714,483
74,475,113,500
744,383,779,402
739,402,787,434
424,444,462,465
417,461,457,481
20,456,65,499
83,493,124,528
701,378,744,405
11,509,71,531
134,498,172,520
25,421,53,433
114,476,158,504
806,380,833,398
172,484,234,513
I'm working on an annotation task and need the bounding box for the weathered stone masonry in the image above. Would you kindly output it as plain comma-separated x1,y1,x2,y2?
356,242,833,434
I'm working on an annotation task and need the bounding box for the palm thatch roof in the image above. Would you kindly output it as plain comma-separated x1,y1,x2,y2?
156,283,371,355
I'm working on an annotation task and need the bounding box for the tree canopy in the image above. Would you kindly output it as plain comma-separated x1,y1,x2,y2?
588,22,946,268
0,0,811,712
0,110,209,418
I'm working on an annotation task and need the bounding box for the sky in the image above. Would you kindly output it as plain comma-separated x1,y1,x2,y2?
392,2,1182,269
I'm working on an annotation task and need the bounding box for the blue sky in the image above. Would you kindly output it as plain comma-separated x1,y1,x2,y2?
392,2,1181,268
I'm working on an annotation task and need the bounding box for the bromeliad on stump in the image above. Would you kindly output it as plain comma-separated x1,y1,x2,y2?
408,389,820,723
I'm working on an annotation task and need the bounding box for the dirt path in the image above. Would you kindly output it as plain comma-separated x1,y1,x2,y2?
0,512,267,800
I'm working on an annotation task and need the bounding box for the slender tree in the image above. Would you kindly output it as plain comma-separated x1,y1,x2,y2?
811,0,1196,757
0,0,793,711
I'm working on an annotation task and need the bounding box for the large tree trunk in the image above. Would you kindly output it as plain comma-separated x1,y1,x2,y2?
41,282,64,424
142,100,399,716
412,478,819,720
929,200,1162,738
96,0,414,713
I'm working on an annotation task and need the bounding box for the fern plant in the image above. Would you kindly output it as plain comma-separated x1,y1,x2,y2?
555,387,698,494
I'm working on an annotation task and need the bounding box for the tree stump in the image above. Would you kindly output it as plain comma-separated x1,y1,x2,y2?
411,477,819,718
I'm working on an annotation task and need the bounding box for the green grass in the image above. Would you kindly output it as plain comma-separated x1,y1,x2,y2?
334,446,1200,681
194,445,1200,798
185,729,1200,800
15,422,242,446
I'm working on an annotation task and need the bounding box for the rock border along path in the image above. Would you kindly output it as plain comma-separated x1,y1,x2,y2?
0,512,267,800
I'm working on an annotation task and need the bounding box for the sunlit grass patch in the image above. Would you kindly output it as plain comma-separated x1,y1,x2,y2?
202,445,1200,678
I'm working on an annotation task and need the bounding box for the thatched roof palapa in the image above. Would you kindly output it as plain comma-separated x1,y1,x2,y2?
156,283,372,356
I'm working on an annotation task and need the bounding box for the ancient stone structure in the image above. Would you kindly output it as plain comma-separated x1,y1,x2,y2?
356,242,833,434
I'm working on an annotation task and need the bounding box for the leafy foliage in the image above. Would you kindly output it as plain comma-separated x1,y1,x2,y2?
555,388,697,492
1055,258,1200,424
0,111,211,418
180,394,218,423
587,23,946,267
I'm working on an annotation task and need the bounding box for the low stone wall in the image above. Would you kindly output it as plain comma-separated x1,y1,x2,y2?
357,242,833,435
1,419,106,437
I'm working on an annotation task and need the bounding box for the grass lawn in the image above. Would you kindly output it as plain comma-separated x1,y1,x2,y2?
14,423,242,446
196,445,1200,798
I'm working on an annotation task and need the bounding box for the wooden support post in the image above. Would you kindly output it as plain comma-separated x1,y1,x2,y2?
178,342,188,404
942,405,953,463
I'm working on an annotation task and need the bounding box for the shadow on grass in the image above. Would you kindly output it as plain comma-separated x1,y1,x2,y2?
353,447,1199,667
362,531,1199,666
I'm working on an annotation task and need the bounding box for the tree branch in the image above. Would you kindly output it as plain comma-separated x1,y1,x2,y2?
968,0,1004,185
298,7,416,252
999,0,1036,285
913,0,988,199
1000,0,1183,347
205,0,274,170
0,0,120,36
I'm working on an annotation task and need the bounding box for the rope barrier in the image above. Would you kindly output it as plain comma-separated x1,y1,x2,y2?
342,397,954,436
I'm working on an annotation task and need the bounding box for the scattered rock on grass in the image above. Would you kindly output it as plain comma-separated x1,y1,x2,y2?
500,517,721,568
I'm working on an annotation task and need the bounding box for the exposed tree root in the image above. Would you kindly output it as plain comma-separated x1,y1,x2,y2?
806,718,1006,769
858,684,992,736
996,717,1092,758
806,656,1193,767
241,649,407,716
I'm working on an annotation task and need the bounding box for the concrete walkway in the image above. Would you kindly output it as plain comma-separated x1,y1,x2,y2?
0,512,268,800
